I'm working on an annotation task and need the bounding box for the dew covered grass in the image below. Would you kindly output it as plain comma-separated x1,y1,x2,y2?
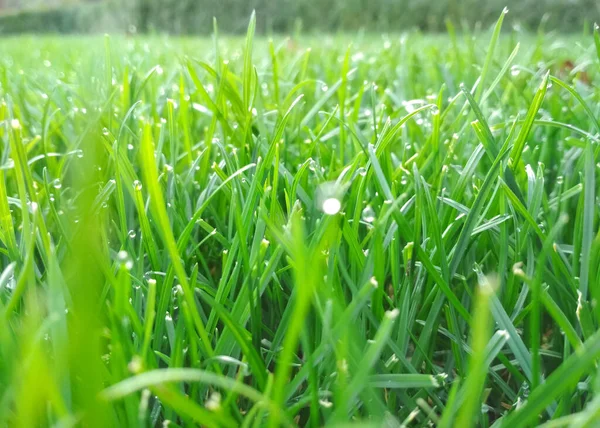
1,12,600,427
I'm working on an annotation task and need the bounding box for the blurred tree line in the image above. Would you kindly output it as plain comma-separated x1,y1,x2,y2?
134,0,599,33
0,0,598,34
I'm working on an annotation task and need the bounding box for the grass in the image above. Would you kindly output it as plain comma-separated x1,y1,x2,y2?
1,11,600,427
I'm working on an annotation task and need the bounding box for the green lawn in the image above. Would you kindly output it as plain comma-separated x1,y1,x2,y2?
1,13,600,427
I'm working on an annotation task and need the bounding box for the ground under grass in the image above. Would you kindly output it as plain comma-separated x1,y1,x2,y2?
1,13,600,427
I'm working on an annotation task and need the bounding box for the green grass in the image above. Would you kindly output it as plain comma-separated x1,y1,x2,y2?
1,12,600,427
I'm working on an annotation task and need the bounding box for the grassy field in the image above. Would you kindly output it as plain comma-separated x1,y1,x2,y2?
1,12,600,427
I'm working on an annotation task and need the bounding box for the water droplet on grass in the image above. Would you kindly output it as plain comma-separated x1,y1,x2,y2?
6,276,16,290
117,250,133,270
362,206,376,223
316,181,345,215
322,198,341,215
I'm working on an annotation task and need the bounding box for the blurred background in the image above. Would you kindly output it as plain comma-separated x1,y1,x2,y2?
0,0,598,35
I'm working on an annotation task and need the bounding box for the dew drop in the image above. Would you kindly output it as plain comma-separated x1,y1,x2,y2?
117,250,133,270
317,181,345,215
362,206,376,223
322,198,341,215
6,276,16,290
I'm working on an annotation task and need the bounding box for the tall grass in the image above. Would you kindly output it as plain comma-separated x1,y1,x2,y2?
0,11,600,427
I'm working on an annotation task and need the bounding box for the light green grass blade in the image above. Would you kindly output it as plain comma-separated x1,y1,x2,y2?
455,277,495,428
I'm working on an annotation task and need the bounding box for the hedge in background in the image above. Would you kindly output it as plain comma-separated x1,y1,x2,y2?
0,1,131,34
0,0,598,34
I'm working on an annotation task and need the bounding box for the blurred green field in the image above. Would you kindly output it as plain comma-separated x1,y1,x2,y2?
1,13,600,427
0,0,598,34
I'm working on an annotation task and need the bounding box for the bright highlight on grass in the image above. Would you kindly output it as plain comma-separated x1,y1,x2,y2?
0,8,600,428
322,197,341,215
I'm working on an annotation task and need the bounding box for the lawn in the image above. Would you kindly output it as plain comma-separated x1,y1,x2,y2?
1,12,600,427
